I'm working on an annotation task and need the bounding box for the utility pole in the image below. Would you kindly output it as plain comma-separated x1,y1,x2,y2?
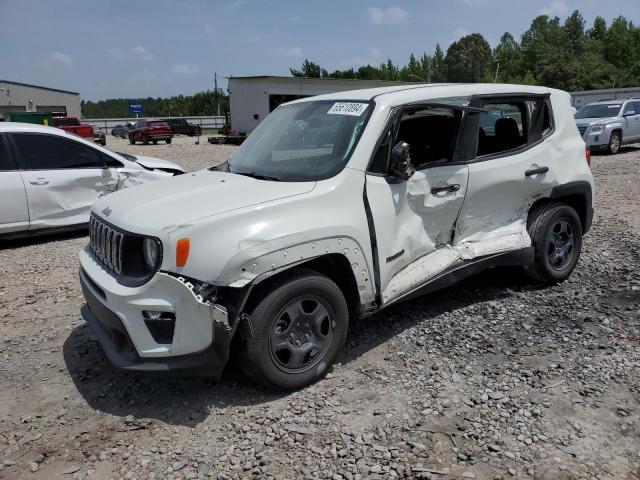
214,73,220,116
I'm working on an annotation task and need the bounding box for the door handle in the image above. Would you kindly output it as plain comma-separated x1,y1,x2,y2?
431,184,460,194
525,166,549,177
30,178,50,185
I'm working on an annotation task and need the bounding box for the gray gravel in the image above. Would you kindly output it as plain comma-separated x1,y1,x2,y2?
0,141,639,480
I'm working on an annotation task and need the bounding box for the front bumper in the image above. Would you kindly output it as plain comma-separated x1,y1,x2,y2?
78,248,232,375
580,127,611,150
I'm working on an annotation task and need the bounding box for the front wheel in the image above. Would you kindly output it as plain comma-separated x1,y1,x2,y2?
166,138,172,144
525,203,582,284
240,270,349,391
128,135,135,145
608,132,621,154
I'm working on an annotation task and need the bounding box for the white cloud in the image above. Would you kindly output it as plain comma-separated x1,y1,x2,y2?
368,6,409,25
453,27,470,39
170,64,199,75
41,51,74,68
126,70,157,82
339,47,384,69
131,45,153,60
538,0,569,17
278,46,303,57
107,45,153,61
226,0,245,10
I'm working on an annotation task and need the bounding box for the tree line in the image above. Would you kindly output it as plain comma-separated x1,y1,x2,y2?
81,89,229,119
290,11,639,91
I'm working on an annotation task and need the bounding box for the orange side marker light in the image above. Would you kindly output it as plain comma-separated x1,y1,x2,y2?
176,238,190,267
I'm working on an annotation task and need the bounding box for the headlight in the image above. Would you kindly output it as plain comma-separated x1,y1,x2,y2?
142,238,160,270
591,122,604,134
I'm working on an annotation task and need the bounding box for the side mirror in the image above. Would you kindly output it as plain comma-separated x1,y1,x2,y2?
388,141,415,181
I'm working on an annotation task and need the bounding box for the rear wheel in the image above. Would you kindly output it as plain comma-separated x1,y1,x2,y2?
240,270,349,391
525,203,582,284
142,136,149,145
166,138,172,144
608,132,621,154
128,135,135,145
152,139,158,145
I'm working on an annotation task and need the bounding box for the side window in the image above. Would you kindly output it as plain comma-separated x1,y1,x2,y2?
12,134,104,170
632,102,640,115
477,102,527,156
103,153,124,168
396,107,458,168
0,135,17,171
623,103,636,116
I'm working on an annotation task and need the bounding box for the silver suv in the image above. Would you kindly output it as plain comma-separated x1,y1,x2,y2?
575,99,640,154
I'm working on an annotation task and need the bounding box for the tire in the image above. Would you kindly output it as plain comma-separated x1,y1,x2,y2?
240,269,349,391
152,139,157,145
166,138,172,144
608,131,621,155
100,139,106,146
128,135,135,145
142,136,149,145
525,202,582,284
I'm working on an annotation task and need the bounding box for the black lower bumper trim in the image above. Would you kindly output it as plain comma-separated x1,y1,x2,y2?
79,270,231,377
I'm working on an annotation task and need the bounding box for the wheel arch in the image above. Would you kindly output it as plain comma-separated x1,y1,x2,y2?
529,181,593,234
241,253,364,319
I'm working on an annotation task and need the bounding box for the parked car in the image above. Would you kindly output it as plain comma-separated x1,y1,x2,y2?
574,98,640,154
0,122,184,238
111,124,132,138
53,116,97,143
92,126,107,146
79,84,594,390
128,120,173,145
162,118,202,136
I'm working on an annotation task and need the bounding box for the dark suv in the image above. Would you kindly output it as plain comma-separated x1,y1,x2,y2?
162,118,202,136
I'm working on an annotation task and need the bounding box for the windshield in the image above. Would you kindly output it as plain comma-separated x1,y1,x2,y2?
575,103,621,119
227,100,371,181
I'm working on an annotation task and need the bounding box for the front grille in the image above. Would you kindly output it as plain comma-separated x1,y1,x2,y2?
89,215,125,275
577,125,588,136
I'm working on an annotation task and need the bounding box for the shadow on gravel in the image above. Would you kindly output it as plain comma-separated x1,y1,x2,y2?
342,266,539,363
0,228,87,249
63,266,539,427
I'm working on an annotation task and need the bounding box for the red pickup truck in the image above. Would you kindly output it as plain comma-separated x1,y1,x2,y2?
53,117,106,145
128,120,173,145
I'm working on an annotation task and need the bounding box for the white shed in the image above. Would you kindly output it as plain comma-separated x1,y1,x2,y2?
228,76,419,133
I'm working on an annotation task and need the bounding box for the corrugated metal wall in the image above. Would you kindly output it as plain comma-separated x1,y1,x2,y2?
0,81,81,119
228,77,417,133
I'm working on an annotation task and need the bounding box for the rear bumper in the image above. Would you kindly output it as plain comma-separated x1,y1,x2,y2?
78,249,233,376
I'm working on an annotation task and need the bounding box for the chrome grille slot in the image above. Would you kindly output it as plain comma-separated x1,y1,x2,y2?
89,215,125,275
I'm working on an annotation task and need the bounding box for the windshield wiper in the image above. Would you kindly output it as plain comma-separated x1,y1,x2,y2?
233,171,281,181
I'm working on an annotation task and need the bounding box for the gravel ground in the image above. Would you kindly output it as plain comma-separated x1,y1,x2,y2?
1,138,639,480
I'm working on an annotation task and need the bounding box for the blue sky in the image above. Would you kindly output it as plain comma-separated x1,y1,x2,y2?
0,0,638,100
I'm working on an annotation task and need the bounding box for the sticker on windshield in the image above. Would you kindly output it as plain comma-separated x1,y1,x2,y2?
327,102,369,116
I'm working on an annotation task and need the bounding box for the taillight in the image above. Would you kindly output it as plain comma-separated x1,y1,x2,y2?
585,147,591,167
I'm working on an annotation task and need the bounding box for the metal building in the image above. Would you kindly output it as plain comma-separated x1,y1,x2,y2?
228,76,420,133
570,86,640,109
0,80,81,120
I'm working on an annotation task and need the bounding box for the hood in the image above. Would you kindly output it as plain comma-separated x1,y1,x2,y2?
129,154,184,172
94,169,316,233
575,116,616,125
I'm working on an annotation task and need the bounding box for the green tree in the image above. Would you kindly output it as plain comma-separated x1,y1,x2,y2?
445,33,493,82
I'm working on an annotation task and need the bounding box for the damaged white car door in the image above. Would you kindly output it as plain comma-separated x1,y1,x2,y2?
365,105,471,305
9,132,119,230
454,95,558,258
0,134,29,234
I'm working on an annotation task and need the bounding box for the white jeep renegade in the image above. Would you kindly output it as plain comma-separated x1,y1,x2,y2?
79,84,594,390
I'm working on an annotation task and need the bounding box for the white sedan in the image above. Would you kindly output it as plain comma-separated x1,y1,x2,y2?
0,122,184,238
